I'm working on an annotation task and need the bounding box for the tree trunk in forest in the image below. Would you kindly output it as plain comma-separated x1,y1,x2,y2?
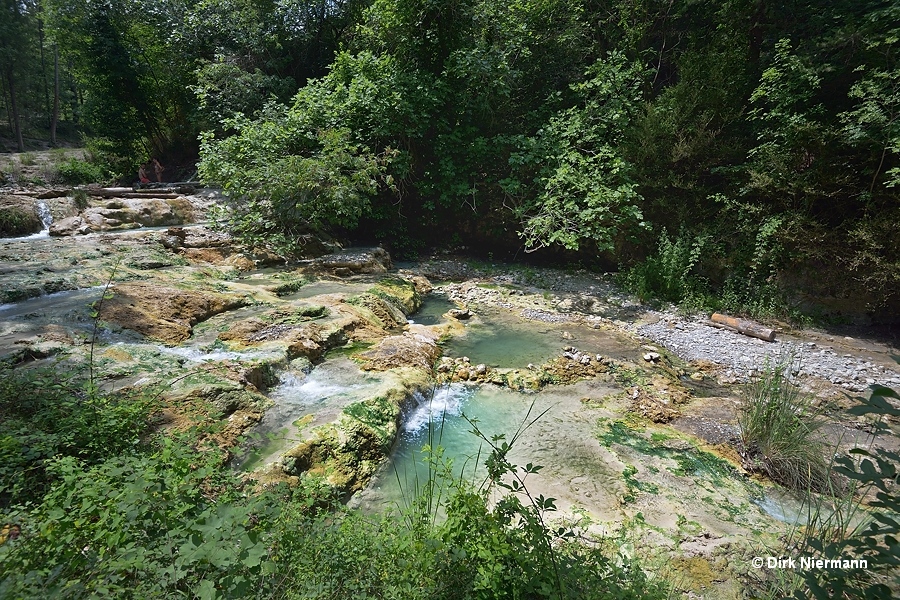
51,45,59,146
4,66,24,152
39,19,51,129
3,83,12,138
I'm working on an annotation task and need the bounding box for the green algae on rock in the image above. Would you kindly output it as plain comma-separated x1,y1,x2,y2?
0,196,43,237
280,368,432,495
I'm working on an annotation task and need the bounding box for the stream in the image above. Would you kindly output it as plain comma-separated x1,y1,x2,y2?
1,217,876,596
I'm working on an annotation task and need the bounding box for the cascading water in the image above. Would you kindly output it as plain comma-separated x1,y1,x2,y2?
235,358,392,471
0,201,54,242
154,344,283,364
36,202,53,231
401,385,472,433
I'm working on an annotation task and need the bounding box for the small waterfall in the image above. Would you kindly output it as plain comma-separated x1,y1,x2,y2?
36,202,53,230
402,384,473,434
154,344,281,364
269,370,349,405
0,201,54,242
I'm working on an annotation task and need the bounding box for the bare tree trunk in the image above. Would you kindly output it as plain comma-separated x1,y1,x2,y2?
2,78,12,138
39,19,51,129
5,66,24,152
51,44,59,146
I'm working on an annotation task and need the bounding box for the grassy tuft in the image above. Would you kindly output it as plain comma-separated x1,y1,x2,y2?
737,360,832,493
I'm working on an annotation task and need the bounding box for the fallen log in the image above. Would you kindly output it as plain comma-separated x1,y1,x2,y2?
118,192,181,199
710,313,777,342
84,189,181,199
86,187,133,196
10,190,68,198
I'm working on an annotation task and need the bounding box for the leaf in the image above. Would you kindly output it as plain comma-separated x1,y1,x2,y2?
196,579,218,600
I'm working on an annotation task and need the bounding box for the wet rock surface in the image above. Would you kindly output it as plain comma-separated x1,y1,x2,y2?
313,247,392,276
2,204,900,597
49,197,195,236
99,282,250,345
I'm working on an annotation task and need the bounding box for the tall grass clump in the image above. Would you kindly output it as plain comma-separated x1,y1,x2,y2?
737,359,832,493
752,384,900,599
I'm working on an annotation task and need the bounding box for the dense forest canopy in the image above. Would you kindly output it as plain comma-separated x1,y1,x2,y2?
2,0,899,318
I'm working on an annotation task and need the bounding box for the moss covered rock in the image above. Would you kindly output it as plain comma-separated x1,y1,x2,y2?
99,283,249,344
0,197,42,237
280,369,430,495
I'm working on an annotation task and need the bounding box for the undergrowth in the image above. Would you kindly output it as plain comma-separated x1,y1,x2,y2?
618,228,808,324
0,363,152,509
0,370,666,599
752,384,900,599
737,359,833,493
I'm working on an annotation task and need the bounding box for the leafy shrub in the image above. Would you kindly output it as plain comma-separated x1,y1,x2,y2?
0,441,280,599
619,228,710,305
515,53,648,254
54,158,107,185
0,364,151,508
737,360,832,493
795,385,900,599
201,123,393,254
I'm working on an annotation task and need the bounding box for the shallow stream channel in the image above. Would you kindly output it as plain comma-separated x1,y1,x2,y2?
0,225,856,598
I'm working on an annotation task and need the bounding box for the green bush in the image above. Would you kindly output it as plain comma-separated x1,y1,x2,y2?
0,441,281,599
54,158,107,185
0,364,151,508
619,229,710,306
71,188,91,211
795,385,900,599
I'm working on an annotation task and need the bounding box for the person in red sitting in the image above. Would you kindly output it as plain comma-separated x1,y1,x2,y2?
138,163,150,184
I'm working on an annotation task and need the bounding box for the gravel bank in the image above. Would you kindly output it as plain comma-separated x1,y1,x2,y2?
636,312,900,392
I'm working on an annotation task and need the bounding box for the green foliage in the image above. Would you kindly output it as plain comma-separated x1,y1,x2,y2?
618,228,709,305
737,360,832,493
192,59,296,132
71,188,91,211
0,364,151,508
199,49,419,250
515,53,648,253
795,385,900,598
841,65,900,192
202,120,393,253
54,158,107,185
0,441,279,599
42,0,197,166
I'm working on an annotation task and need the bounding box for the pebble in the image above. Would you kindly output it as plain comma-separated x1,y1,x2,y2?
636,314,900,392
